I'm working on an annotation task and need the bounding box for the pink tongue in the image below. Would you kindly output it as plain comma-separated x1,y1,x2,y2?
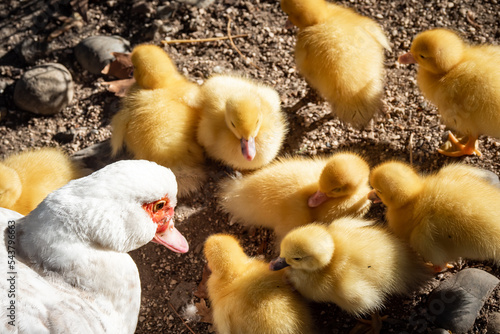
153,223,189,253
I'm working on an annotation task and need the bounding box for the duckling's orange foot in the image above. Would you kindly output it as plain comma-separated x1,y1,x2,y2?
349,313,388,334
438,133,482,157
427,262,454,273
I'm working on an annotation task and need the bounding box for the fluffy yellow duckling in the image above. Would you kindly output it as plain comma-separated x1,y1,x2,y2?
399,28,500,157
0,148,84,215
204,234,313,334
281,0,391,127
270,218,431,332
111,44,205,197
218,152,371,240
196,75,288,170
369,161,500,271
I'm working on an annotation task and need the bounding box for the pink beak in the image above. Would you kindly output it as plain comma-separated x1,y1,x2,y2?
398,52,417,64
308,190,329,208
367,189,381,204
241,137,256,161
152,218,189,253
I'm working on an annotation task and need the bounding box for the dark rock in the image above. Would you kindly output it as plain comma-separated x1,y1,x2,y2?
17,38,46,65
74,35,130,75
13,63,74,115
169,281,196,311
428,268,500,333
53,131,75,144
131,1,154,15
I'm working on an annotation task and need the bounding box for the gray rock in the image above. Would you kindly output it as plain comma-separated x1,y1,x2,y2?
487,312,500,334
169,281,196,311
13,63,74,115
428,268,500,334
74,35,130,75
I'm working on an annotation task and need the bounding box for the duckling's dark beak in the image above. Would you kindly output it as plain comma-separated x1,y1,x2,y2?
367,189,382,204
269,257,290,271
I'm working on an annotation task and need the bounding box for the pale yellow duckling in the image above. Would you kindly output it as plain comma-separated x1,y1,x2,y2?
111,45,205,197
218,152,371,240
196,75,288,170
281,0,391,127
399,28,500,157
0,148,84,215
204,234,313,334
270,218,431,333
369,161,500,271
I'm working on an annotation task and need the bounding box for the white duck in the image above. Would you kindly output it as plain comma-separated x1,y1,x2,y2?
0,160,189,334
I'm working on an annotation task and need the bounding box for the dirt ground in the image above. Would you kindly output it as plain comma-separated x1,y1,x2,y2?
1,0,500,333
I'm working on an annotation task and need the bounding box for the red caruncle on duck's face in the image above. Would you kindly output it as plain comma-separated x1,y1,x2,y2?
142,196,175,233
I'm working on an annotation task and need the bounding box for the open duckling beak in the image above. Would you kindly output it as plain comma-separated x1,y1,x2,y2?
367,189,382,204
241,136,256,161
269,257,290,271
398,52,417,64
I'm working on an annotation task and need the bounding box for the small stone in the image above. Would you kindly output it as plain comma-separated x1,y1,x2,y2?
74,35,130,75
428,268,499,333
13,63,74,115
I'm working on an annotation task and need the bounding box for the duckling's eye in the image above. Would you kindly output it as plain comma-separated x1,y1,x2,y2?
293,257,302,261
331,187,341,192
231,121,236,128
419,54,425,59
376,189,382,194
153,200,166,212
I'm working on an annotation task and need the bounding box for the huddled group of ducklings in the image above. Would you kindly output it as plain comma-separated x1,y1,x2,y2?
2,0,500,333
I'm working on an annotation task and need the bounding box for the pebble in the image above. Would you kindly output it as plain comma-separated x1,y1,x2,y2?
74,35,130,75
427,268,500,333
13,63,74,115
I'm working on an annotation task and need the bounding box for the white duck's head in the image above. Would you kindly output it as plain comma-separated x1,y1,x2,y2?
23,160,189,254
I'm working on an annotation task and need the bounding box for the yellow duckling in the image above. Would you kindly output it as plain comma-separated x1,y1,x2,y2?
369,161,500,271
111,45,205,197
218,152,371,240
204,234,313,334
281,0,391,127
399,28,500,157
0,148,84,215
270,218,431,332
196,75,288,170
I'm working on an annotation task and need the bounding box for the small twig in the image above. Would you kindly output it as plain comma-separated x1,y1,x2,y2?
227,18,261,70
466,10,482,29
162,34,249,45
168,302,197,334
409,132,414,166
